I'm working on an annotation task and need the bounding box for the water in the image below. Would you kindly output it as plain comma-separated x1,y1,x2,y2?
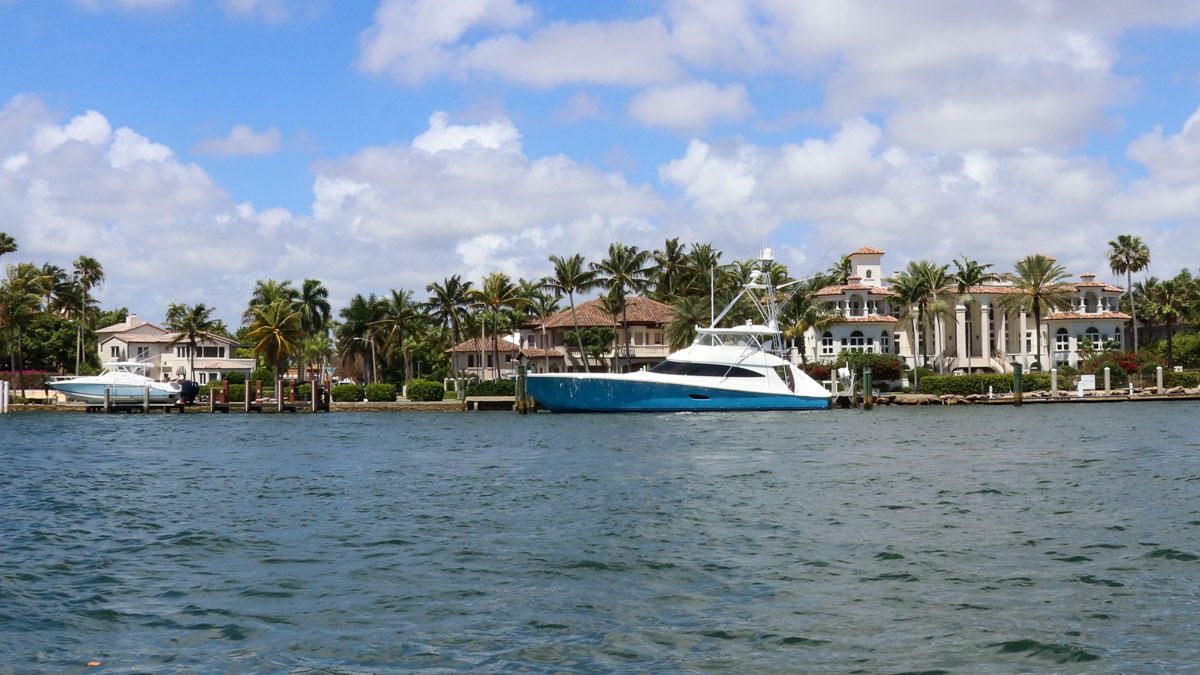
2,403,1200,673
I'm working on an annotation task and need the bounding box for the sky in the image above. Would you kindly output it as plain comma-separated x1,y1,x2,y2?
3,0,1200,327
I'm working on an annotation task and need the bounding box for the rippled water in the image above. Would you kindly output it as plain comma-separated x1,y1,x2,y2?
2,403,1200,673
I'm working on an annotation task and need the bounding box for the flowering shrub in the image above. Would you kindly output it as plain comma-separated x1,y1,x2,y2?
802,363,832,380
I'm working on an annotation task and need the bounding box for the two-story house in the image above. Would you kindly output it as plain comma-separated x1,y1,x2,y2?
518,296,673,374
96,314,256,383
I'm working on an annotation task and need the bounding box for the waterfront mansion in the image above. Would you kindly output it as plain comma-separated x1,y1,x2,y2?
802,247,1130,373
96,314,256,383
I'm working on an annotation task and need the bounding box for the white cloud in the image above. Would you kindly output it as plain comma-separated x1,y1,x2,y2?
411,111,521,154
555,92,602,123
1127,107,1200,186
628,81,754,134
193,124,282,156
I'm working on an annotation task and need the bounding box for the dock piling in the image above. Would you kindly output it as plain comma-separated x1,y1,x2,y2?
1104,367,1110,395
1013,364,1023,407
103,387,112,413
143,386,150,413
863,366,873,411
1157,366,1164,394
1051,368,1057,397
0,380,8,413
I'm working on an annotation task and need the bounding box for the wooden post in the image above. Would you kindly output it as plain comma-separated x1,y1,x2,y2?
221,380,229,404
245,379,252,412
256,380,263,401
104,386,112,413
863,366,873,411
143,386,150,413
1104,367,1111,395
1013,363,1023,407
276,379,283,412
311,380,318,412
1157,366,1164,395
0,380,8,413
208,385,215,412
1051,368,1058,397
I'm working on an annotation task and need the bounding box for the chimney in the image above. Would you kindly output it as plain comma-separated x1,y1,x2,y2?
847,275,862,285
126,313,140,327
1080,273,1096,282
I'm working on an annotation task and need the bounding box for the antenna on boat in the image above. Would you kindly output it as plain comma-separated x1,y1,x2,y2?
709,265,715,327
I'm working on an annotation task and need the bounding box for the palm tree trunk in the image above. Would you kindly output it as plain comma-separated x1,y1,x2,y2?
76,291,85,374
1167,321,1175,368
1128,270,1138,353
569,291,588,373
621,304,630,373
491,313,500,380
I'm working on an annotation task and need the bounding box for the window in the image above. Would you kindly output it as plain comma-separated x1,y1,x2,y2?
820,332,834,356
848,330,866,352
198,372,207,384
467,355,475,368
881,332,890,351
110,346,120,358
649,361,764,377
136,346,150,360
1084,327,1101,349
865,269,872,279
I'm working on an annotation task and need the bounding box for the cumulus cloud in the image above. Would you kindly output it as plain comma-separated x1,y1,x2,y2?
193,124,283,156
628,81,754,134
411,111,521,154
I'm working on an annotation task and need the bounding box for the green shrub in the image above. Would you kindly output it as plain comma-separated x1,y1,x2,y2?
228,384,245,401
297,383,312,399
919,372,1054,396
465,379,516,396
832,352,906,381
1164,371,1200,388
251,366,274,383
406,379,444,401
364,382,397,402
331,383,364,402
225,372,246,385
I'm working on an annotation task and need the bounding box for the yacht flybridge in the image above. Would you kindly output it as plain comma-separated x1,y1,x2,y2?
525,249,831,412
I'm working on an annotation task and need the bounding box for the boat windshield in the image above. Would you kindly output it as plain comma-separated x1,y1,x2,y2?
650,361,764,378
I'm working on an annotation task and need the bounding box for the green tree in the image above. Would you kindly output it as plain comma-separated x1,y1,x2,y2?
426,274,473,395
592,242,651,373
1,262,49,395
826,254,852,285
650,237,686,300
525,291,560,372
950,255,998,364
1106,234,1151,353
298,278,331,338
1145,269,1197,369
371,288,423,382
781,279,836,365
246,299,304,381
242,278,298,325
468,272,528,380
336,293,386,385
665,295,709,350
543,254,598,373
0,232,16,260
72,255,104,374
164,303,217,380
998,254,1073,371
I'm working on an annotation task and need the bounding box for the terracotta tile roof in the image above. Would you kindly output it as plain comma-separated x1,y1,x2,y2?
193,359,255,369
848,246,885,256
447,336,519,353
834,315,899,323
960,285,1023,295
1047,311,1130,320
1074,281,1123,292
539,296,673,329
519,348,564,358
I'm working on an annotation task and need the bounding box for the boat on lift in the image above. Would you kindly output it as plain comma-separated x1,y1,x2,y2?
525,248,831,412
48,361,182,404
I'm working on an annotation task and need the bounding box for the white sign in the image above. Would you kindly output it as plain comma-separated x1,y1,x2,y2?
1078,374,1096,391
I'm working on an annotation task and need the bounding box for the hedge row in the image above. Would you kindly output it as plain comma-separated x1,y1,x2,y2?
465,379,516,396
405,379,444,401
364,383,397,402
331,383,364,402
919,373,1052,396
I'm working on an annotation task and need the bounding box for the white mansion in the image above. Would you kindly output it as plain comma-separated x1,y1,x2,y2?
803,247,1130,373
96,314,256,383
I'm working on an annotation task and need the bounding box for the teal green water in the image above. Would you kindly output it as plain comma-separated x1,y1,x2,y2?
2,403,1200,673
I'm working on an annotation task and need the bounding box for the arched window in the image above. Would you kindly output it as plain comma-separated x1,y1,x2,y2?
1055,328,1070,363
820,331,834,356
865,269,872,279
1084,292,1099,313
881,331,890,352
849,330,866,352
1084,327,1101,349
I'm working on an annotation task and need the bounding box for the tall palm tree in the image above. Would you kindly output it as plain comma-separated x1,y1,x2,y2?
371,288,423,382
0,232,16,260
679,242,723,300
297,278,331,338
1,263,49,396
543,254,598,373
998,254,1073,371
525,291,561,372
826,254,853,285
888,271,926,391
468,272,528,380
302,333,335,385
950,255,998,364
426,275,473,396
781,279,837,365
246,299,304,382
1106,234,1151,353
72,256,104,374
242,278,298,325
889,261,943,371
650,237,686,300
1145,270,1197,369
664,295,710,351
165,303,217,380
592,242,651,373
914,261,951,371
337,293,386,385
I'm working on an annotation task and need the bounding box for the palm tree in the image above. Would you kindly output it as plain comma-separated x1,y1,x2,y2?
781,280,836,365
592,242,651,373
297,279,331,338
888,271,926,391
302,333,335,386
0,232,16,260
664,295,710,351
826,255,853,285
72,256,104,374
950,255,998,365
337,293,386,385
242,278,298,325
650,237,686,300
914,261,951,371
597,289,626,371
1,263,49,396
246,299,304,382
998,255,1073,371
679,242,723,301
468,272,528,380
164,303,217,380
1145,270,1197,369
543,254,598,372
426,275,473,396
889,260,945,372
371,288,423,382
1106,235,1151,353
525,291,561,372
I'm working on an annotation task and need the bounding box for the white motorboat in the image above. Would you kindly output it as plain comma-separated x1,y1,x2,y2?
48,362,182,404
526,249,831,412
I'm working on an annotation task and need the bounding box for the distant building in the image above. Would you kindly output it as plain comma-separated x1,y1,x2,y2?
96,313,255,383
446,335,521,381
805,248,1130,373
518,296,674,374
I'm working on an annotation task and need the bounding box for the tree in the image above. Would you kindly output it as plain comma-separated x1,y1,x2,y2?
592,242,651,373
468,272,528,380
998,255,1073,371
337,293,386,385
826,255,853,285
298,278,331,338
426,275,473,396
0,232,16,260
371,288,423,382
543,254,598,373
525,291,561,372
679,242,723,300
245,299,304,382
888,270,926,391
0,263,49,396
1106,234,1151,353
164,303,217,380
650,237,686,300
1145,270,1198,369
889,260,949,374
242,278,298,325
950,255,998,365
781,279,836,365
72,256,104,374
664,295,709,350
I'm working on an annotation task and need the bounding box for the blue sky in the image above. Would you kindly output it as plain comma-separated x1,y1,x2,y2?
3,0,1200,326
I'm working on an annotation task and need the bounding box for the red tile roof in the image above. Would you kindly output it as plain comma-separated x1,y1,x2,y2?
519,348,564,358
1047,311,1130,320
834,315,898,323
447,336,519,353
539,296,673,329
848,246,885,256
815,284,895,296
